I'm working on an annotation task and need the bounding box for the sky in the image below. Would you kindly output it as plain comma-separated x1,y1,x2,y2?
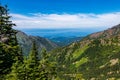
1,0,120,29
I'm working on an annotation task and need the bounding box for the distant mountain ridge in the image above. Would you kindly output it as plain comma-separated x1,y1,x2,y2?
86,24,120,39
20,29,88,46
49,36,83,46
16,31,58,56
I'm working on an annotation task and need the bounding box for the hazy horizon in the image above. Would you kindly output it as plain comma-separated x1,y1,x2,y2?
16,27,107,38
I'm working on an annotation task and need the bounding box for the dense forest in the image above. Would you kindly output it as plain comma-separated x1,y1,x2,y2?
0,5,120,80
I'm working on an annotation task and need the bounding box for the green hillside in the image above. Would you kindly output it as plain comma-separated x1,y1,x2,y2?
50,24,120,80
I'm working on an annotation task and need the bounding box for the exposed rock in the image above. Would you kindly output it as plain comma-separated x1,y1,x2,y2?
110,58,119,66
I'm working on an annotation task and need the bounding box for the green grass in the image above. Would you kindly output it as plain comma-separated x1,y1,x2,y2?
73,45,89,59
74,57,88,68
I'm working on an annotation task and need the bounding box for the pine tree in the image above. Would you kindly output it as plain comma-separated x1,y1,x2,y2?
6,48,24,80
0,4,22,79
25,41,39,80
0,5,17,45
37,49,57,80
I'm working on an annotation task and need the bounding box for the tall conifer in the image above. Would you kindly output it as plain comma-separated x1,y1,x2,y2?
0,5,23,79
25,41,39,80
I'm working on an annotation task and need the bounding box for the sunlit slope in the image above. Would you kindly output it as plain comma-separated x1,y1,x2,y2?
51,24,120,79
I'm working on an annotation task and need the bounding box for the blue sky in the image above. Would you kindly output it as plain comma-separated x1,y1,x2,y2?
2,0,120,14
1,0,120,29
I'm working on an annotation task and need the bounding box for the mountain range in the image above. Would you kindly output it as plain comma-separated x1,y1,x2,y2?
15,24,120,79
50,24,120,79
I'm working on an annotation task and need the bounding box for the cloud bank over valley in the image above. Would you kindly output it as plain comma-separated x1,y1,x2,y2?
11,12,120,29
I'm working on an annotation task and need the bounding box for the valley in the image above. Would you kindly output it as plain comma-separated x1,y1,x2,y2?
1,1,120,79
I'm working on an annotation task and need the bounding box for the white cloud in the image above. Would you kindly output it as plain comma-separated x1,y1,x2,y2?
11,12,120,29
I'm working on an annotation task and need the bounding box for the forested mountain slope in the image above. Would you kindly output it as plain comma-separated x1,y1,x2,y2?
1,4,120,80
16,31,58,56
51,24,120,79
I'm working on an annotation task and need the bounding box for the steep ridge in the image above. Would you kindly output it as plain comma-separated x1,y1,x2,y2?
51,24,120,79
87,24,120,39
16,31,58,56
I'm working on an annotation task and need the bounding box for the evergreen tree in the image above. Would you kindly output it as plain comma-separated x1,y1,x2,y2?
6,48,24,80
37,49,57,80
25,42,39,80
0,4,22,79
0,5,17,45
